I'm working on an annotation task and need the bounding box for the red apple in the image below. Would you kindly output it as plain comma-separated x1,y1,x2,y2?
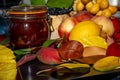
106,42,120,57
112,31,120,42
73,11,93,22
111,16,120,33
111,16,120,42
58,17,78,39
58,11,93,39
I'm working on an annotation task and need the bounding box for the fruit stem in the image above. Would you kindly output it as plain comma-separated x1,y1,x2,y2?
36,67,63,76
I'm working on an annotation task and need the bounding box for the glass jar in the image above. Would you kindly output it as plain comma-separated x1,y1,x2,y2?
8,6,51,49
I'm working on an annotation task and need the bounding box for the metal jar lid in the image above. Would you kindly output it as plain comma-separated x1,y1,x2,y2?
7,5,48,19
8,5,47,15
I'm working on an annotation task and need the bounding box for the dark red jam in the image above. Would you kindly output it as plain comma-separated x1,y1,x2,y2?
8,6,50,49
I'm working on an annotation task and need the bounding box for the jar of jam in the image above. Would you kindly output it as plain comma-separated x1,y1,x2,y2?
8,6,51,49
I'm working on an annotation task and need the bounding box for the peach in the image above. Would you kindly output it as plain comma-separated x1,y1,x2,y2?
36,47,62,65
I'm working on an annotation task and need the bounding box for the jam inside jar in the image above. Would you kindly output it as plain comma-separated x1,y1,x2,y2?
8,6,51,49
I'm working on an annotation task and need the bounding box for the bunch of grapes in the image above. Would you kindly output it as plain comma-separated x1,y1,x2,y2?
47,7,73,15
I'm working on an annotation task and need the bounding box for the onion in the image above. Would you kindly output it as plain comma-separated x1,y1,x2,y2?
91,16,114,36
58,40,84,60
83,46,106,57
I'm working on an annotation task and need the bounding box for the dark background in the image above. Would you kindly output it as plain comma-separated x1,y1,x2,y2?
0,0,21,9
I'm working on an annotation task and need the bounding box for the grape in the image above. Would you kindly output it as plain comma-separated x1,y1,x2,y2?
47,7,73,15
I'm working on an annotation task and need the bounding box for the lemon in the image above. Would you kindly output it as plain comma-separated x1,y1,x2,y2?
93,56,120,71
79,36,107,49
69,20,102,38
69,20,107,49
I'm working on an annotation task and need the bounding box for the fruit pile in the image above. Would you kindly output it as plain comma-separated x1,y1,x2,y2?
33,0,120,72
73,0,117,18
2,0,120,75
56,0,120,59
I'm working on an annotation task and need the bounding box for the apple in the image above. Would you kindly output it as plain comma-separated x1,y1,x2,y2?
58,11,93,39
58,17,78,39
111,16,120,33
73,11,93,22
111,16,120,42
112,31,120,42
106,42,120,57
50,14,69,39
